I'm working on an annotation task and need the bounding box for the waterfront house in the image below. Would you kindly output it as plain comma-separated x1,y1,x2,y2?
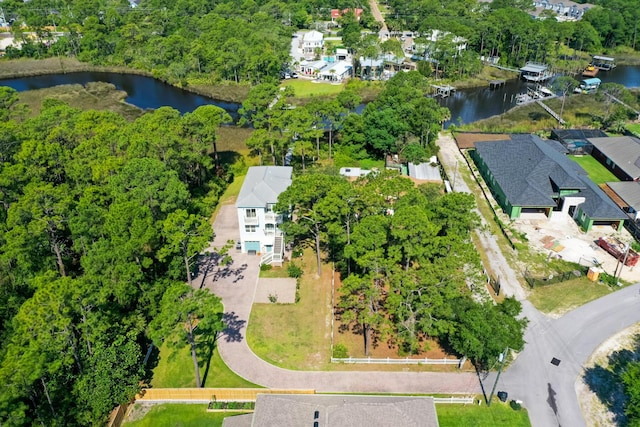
471,134,626,231
236,166,292,265
300,30,324,58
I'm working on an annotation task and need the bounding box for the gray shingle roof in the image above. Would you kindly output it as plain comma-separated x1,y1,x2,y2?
475,134,585,207
236,166,293,208
248,394,439,427
607,181,640,212
588,136,640,179
475,135,626,220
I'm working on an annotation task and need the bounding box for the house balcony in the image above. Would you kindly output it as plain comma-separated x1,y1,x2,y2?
244,216,259,225
264,212,283,224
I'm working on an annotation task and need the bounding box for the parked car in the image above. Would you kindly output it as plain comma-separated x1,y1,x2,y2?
291,72,298,79
235,240,242,250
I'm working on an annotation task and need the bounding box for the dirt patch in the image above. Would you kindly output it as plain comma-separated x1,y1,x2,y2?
254,278,297,303
577,323,640,427
124,402,155,423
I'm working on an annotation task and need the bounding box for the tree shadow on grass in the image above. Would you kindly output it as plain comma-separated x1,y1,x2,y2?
198,332,218,388
583,336,640,426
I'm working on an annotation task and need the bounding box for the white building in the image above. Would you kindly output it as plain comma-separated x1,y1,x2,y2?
300,30,324,58
236,166,292,265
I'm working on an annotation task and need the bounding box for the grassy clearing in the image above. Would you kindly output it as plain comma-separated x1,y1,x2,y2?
437,402,531,427
282,79,345,98
150,341,258,388
247,249,333,370
123,403,242,427
17,82,143,120
569,155,620,185
248,249,470,372
528,277,613,316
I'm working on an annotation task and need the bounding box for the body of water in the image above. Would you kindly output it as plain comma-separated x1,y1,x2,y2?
0,71,240,117
1,65,639,127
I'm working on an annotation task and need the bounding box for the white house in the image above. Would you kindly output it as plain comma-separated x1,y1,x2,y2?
236,166,293,265
318,60,352,82
300,30,324,58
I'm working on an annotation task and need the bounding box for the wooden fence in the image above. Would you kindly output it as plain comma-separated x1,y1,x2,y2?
136,388,315,402
106,405,127,427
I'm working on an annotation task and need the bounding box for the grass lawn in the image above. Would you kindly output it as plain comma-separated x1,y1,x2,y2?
282,79,345,98
247,250,468,372
569,155,619,185
437,402,531,427
150,341,259,388
247,249,333,370
259,264,292,278
528,277,614,316
123,403,243,427
627,123,640,137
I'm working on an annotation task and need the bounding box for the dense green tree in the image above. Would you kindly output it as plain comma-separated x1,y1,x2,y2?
149,283,224,388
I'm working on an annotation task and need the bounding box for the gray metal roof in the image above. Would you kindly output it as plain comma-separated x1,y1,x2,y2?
520,63,548,73
474,135,626,220
248,394,439,427
408,162,441,181
607,181,640,212
588,136,640,179
236,166,293,208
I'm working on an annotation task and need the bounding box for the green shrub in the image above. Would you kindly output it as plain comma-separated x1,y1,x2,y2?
333,343,349,358
260,263,272,272
510,400,522,411
268,293,278,303
287,262,303,278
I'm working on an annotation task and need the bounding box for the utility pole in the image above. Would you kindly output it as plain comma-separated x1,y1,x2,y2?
488,347,509,406
614,243,631,285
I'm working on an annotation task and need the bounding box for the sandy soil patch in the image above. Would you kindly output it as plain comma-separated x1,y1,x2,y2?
576,323,640,427
254,277,297,303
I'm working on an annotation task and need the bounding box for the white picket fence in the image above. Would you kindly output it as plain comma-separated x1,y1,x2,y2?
331,356,462,365
433,397,476,404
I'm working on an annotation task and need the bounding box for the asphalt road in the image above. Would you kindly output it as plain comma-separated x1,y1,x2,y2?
494,286,640,427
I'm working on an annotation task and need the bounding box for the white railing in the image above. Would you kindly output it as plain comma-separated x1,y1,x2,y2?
264,212,283,224
433,397,475,404
244,216,258,225
331,356,462,365
260,253,273,265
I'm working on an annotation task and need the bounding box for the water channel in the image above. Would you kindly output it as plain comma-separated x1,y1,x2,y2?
1,66,639,127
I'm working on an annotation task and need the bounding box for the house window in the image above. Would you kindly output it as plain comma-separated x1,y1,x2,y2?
246,209,257,218
245,225,257,233
266,204,274,213
265,224,275,232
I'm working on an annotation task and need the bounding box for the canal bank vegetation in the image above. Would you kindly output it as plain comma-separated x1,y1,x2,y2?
17,81,144,120
459,84,640,134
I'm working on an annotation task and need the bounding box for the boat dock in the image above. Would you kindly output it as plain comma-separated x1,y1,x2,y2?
535,100,565,125
489,80,505,89
431,84,456,98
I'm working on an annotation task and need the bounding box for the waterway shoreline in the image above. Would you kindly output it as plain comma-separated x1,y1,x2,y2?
0,57,250,103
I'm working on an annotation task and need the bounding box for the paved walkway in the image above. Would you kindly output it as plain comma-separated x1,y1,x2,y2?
197,204,481,394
